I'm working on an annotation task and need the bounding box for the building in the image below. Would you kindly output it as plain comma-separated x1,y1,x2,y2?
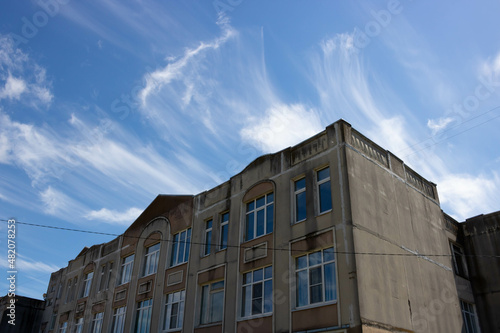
0,295,44,333
40,120,498,333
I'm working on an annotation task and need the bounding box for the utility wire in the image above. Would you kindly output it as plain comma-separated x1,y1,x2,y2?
2,218,499,259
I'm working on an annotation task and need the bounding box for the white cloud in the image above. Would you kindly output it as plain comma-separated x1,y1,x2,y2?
85,207,142,225
0,74,26,100
240,104,323,153
437,173,500,220
480,51,500,79
427,117,454,134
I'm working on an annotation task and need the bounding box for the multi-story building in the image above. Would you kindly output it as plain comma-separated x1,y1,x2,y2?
40,120,497,333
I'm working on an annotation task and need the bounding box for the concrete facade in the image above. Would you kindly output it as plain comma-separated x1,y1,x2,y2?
39,120,494,333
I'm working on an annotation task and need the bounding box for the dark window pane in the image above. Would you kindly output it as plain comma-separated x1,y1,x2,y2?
317,167,330,181
247,201,254,211
296,270,307,307
252,297,263,315
264,266,272,279
296,255,307,269
310,285,322,304
295,178,306,191
267,192,274,203
246,213,254,241
309,266,322,285
324,263,336,301
256,209,265,237
323,247,335,262
296,191,306,221
266,204,273,233
264,280,273,313
309,251,322,266
319,181,332,212
253,269,263,282
256,196,265,208
184,229,191,262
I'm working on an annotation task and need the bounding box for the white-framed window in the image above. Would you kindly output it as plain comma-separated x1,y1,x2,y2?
143,243,161,276
219,212,229,250
295,247,337,307
74,317,84,333
244,193,274,241
204,220,213,256
91,312,104,333
200,280,224,324
293,177,307,223
59,321,67,333
111,306,126,333
451,243,468,278
65,279,72,303
460,300,480,333
316,167,332,214
80,272,93,298
135,299,153,333
98,265,106,292
170,228,191,267
241,266,272,318
119,254,134,285
49,314,57,330
163,290,185,331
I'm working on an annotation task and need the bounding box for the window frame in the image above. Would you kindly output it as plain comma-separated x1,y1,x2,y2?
244,192,274,242
80,271,93,298
451,242,468,278
74,317,84,333
143,243,161,276
200,280,225,325
219,212,229,251
111,306,126,333
293,177,307,223
203,219,213,256
59,321,68,333
135,299,153,333
170,228,191,267
91,312,104,333
119,254,134,285
294,246,337,309
460,300,480,333
316,166,332,214
241,266,273,319
163,290,186,331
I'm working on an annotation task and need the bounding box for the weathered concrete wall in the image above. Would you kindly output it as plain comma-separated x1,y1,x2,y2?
345,131,462,332
463,212,500,333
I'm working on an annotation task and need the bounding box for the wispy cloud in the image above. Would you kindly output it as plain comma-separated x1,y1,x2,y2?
0,35,53,105
85,207,142,225
308,30,500,221
0,254,59,273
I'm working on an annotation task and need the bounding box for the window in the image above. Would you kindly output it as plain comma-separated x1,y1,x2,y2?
91,312,104,333
219,212,229,250
317,167,332,213
135,299,153,333
119,255,134,285
74,317,84,333
98,265,106,291
72,278,78,300
204,220,213,256
460,300,479,333
170,228,191,267
451,243,468,278
111,306,126,333
294,178,307,223
49,314,56,330
59,322,67,333
245,193,274,241
143,243,160,276
241,266,272,318
80,272,93,298
200,280,224,324
57,283,63,299
295,247,337,307
163,290,185,331
65,279,72,303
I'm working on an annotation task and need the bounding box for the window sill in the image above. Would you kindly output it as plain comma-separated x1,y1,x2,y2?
242,232,272,244
292,218,306,225
169,261,188,269
196,322,223,329
316,209,332,217
293,300,337,312
216,248,227,253
238,312,272,321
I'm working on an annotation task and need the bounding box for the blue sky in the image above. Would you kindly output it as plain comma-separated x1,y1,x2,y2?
1,0,499,299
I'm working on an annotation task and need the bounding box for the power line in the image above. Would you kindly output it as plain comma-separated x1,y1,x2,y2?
2,218,499,259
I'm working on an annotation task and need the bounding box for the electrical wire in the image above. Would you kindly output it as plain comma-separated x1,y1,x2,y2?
2,218,499,259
